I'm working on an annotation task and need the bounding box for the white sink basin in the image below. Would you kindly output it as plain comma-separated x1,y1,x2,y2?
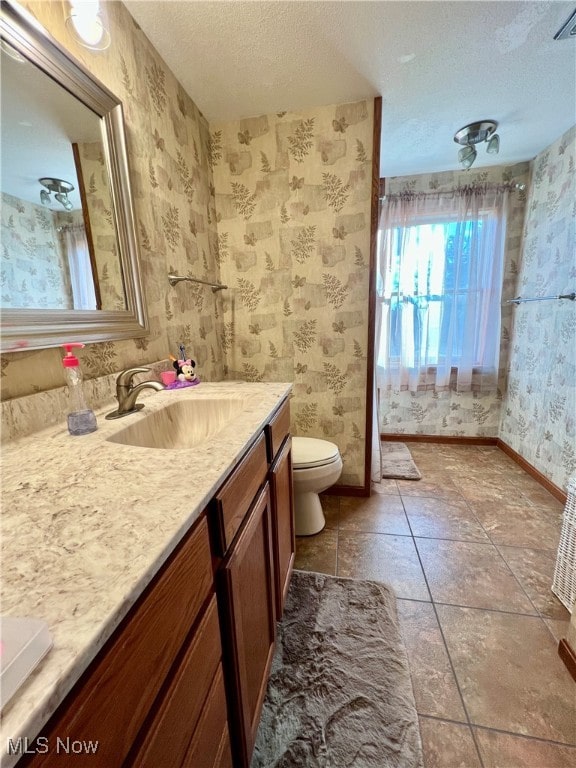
106,397,248,450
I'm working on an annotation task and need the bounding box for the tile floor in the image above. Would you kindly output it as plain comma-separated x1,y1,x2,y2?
294,444,576,768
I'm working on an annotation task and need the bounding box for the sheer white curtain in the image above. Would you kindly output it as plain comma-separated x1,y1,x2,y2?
61,224,97,310
376,185,509,395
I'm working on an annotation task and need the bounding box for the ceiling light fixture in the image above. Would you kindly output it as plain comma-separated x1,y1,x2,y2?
65,1,110,51
453,120,499,170
39,178,75,211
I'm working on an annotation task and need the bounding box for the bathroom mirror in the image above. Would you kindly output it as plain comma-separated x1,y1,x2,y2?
0,0,148,352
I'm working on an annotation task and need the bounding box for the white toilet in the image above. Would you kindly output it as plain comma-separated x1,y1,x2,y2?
292,437,343,536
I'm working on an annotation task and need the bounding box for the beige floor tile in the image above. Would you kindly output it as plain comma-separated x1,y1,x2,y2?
457,481,525,505
418,717,482,768
544,617,571,643
339,494,411,535
397,477,465,502
403,496,490,542
325,444,570,757
498,545,570,620
371,479,400,496
337,531,430,600
470,502,562,550
436,606,576,744
475,727,576,767
398,461,458,474
404,450,451,468
294,528,337,575
505,471,560,490
397,600,466,721
415,539,536,613
519,485,565,511
318,493,339,529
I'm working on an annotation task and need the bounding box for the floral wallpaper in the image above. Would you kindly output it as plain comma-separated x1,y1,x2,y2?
1,192,74,309
380,162,530,438
1,0,224,399
76,140,125,311
1,5,375,490
500,125,576,489
211,102,374,486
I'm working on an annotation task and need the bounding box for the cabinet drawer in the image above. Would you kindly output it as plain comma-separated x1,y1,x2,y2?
130,595,222,767
182,664,229,768
30,516,213,767
265,398,290,462
215,432,267,552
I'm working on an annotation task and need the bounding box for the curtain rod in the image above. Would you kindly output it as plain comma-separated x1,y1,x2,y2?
56,223,85,232
505,292,575,305
380,181,525,201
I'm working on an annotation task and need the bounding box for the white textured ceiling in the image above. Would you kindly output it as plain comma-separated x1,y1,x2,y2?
124,0,576,177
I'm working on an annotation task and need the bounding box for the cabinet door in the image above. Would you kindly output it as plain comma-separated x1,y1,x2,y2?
219,484,276,768
270,436,295,617
181,665,230,768
129,596,223,768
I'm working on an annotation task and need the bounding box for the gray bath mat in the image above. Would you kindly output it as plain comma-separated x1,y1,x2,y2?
251,570,423,768
381,441,422,480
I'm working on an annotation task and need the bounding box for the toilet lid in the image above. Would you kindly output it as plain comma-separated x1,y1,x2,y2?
292,437,340,469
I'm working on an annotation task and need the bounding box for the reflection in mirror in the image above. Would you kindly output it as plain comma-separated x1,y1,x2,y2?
0,0,147,352
1,47,125,312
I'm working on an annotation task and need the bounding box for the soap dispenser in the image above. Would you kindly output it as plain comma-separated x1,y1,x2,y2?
61,343,97,435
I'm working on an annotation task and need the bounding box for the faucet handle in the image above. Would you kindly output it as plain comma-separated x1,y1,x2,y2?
116,367,150,387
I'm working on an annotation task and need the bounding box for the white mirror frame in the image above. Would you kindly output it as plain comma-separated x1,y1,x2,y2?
0,0,149,353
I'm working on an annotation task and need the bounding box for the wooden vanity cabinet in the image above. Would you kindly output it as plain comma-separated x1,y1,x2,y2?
21,396,294,768
218,484,277,768
23,515,225,768
214,396,294,768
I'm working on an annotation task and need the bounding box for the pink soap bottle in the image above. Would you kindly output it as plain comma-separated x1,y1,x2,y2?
61,343,97,435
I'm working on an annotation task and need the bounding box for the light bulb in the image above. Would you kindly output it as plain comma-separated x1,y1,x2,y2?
458,145,477,169
40,189,51,206
66,1,110,50
486,133,500,155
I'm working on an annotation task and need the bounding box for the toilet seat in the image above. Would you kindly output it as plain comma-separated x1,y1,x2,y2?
292,437,340,469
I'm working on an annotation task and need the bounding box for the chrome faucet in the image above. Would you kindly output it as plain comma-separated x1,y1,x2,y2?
105,367,164,420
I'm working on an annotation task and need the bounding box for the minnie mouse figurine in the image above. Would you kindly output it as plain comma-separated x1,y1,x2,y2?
165,344,200,389
173,357,197,382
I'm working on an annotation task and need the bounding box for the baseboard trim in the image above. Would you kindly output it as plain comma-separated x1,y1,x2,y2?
558,639,576,682
380,433,498,446
379,433,567,504
496,439,567,504
322,485,370,498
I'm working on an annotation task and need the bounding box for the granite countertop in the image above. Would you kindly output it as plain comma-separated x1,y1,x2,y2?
0,381,291,767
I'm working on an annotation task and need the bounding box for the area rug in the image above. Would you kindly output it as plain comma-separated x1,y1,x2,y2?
251,570,423,768
381,441,422,480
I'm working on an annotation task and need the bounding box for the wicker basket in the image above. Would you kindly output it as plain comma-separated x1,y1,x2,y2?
552,477,576,613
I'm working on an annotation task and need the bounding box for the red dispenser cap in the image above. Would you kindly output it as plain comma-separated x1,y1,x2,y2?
62,342,85,367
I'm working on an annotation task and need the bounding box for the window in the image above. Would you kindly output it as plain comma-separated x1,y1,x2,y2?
377,188,508,392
